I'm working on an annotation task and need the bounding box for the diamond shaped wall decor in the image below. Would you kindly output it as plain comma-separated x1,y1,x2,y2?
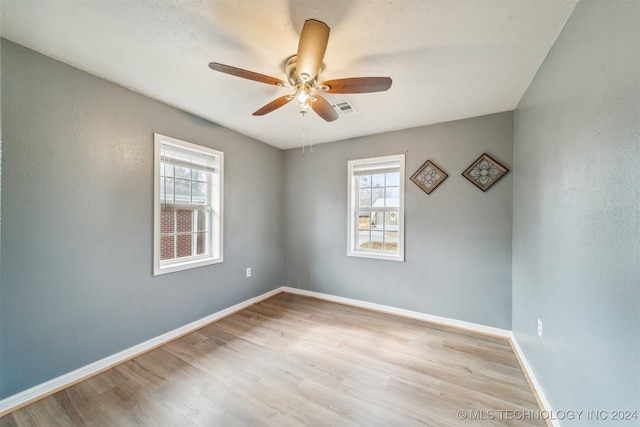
462,153,509,192
410,160,448,194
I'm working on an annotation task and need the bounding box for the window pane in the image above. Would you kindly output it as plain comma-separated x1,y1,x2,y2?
160,209,175,234
370,211,382,229
359,189,371,207
385,187,400,206
385,211,399,230
372,173,385,187
383,232,398,251
193,170,208,182
357,212,371,230
162,178,174,202
176,209,192,233
192,181,207,204
357,229,371,249
382,212,398,251
370,231,384,250
372,188,385,206
162,163,174,178
196,210,208,232
359,175,372,188
196,232,207,255
176,234,192,258
175,166,191,179
386,172,400,186
160,236,175,260
174,179,191,203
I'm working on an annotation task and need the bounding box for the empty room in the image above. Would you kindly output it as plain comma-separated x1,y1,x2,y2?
0,0,638,426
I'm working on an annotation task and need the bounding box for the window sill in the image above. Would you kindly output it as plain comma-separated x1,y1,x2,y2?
154,256,223,276
347,251,404,262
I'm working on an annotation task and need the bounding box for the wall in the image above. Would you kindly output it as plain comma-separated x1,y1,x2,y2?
0,24,3,397
0,40,284,398
0,21,3,380
512,0,639,422
284,112,513,329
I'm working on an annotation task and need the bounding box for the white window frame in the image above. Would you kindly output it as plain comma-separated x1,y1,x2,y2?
153,133,224,275
347,154,405,262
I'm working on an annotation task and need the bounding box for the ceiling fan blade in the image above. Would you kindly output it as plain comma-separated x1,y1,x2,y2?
312,95,339,122
209,62,287,86
296,19,330,82
253,96,293,116
320,77,392,94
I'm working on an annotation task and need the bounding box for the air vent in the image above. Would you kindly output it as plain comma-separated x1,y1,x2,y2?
332,101,357,116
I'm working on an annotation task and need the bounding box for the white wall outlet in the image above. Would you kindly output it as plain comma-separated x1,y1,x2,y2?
537,318,543,337
246,268,251,277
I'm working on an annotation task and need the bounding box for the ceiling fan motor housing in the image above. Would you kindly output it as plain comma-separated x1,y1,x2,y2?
285,55,318,88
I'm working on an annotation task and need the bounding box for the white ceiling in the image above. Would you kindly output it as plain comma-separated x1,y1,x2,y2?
1,0,576,150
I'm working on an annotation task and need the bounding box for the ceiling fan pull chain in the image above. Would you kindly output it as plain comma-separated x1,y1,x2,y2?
301,114,306,157
309,108,314,153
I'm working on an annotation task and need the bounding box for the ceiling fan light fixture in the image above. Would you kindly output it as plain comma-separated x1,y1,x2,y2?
295,83,314,115
296,85,310,104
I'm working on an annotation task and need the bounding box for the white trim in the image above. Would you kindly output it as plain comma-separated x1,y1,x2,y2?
510,334,559,427
0,287,283,416
347,154,405,262
153,133,224,276
281,286,511,338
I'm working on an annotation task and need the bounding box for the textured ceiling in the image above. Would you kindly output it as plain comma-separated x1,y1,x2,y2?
1,0,577,149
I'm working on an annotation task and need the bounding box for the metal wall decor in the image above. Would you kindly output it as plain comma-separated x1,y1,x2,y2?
410,160,448,194
462,153,509,191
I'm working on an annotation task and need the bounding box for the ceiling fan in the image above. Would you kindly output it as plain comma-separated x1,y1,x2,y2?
209,19,392,122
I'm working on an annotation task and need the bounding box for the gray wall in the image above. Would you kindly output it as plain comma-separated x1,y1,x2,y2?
0,40,284,398
0,23,3,388
284,112,513,329
512,0,639,422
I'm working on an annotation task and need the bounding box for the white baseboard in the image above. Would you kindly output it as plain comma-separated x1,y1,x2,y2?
510,334,559,427
281,286,511,338
0,287,283,416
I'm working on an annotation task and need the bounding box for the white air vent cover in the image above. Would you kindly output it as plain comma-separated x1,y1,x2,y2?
332,101,357,115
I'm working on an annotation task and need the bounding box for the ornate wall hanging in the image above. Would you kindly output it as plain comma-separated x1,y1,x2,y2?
462,153,509,192
410,160,448,194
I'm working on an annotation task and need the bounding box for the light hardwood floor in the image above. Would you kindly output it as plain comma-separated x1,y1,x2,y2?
1,293,545,426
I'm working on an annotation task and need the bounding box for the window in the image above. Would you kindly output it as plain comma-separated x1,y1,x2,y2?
347,154,405,261
153,134,223,275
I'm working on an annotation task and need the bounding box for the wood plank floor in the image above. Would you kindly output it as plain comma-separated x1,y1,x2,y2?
1,293,545,426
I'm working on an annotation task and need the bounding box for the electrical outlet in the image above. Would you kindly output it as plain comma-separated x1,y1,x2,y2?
246,268,251,277
537,319,543,337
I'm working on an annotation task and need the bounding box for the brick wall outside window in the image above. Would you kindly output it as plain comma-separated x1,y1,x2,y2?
160,209,193,260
